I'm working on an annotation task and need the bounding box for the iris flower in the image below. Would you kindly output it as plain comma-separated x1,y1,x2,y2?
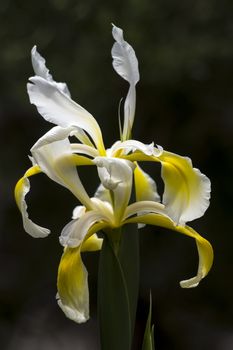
15,25,213,323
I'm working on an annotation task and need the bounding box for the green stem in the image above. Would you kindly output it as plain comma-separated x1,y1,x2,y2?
98,224,139,350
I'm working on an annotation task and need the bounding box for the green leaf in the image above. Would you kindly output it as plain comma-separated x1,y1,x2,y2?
142,293,155,350
98,235,132,350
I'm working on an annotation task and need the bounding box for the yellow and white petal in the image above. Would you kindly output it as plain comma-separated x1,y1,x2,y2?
57,232,103,324
112,25,139,140
59,211,109,247
31,138,92,209
158,151,211,225
14,166,50,238
94,157,135,224
31,46,71,97
125,213,213,288
57,246,89,323
27,76,105,154
71,143,99,158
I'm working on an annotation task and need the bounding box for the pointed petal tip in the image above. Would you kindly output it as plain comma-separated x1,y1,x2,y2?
57,297,89,324
180,277,200,288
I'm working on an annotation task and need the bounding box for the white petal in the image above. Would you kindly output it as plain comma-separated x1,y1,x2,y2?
112,25,139,85
31,46,71,97
27,76,105,153
59,211,109,247
14,167,50,238
112,25,139,140
71,143,99,158
94,157,135,224
31,126,74,150
109,140,163,157
72,205,86,220
31,138,92,209
124,200,165,220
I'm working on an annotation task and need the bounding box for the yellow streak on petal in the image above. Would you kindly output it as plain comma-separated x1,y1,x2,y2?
71,154,94,166
125,213,213,287
14,165,41,209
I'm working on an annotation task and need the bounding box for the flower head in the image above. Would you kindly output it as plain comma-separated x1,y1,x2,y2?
15,25,213,323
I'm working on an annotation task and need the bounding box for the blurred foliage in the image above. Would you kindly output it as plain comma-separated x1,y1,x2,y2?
1,0,233,349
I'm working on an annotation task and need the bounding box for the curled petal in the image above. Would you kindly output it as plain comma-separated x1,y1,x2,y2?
31,46,71,97
159,151,211,225
125,213,213,288
72,205,86,220
59,211,109,247
31,138,92,209
14,166,50,238
124,200,165,221
112,25,139,140
27,76,105,154
109,140,163,157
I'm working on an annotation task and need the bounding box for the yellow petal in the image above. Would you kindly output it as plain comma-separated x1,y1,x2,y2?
134,164,160,202
125,213,213,288
57,233,103,323
57,246,89,323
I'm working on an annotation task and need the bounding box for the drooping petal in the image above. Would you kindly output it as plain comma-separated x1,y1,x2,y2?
31,46,71,97
14,166,50,238
94,157,135,224
57,232,103,324
27,76,105,154
31,138,93,209
59,210,110,247
125,213,213,288
57,246,89,323
112,25,139,140
158,151,211,225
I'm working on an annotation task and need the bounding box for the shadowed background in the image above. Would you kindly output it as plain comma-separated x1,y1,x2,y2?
0,0,233,349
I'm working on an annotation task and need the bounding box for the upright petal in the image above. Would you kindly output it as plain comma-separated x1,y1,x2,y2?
27,76,105,154
125,213,213,288
31,138,93,209
112,25,139,140
158,151,211,225
14,166,50,238
94,157,135,224
31,46,71,97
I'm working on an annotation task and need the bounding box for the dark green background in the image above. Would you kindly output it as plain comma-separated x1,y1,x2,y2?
1,0,233,349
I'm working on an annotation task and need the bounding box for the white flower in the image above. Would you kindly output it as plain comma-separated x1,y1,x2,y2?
15,25,213,324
